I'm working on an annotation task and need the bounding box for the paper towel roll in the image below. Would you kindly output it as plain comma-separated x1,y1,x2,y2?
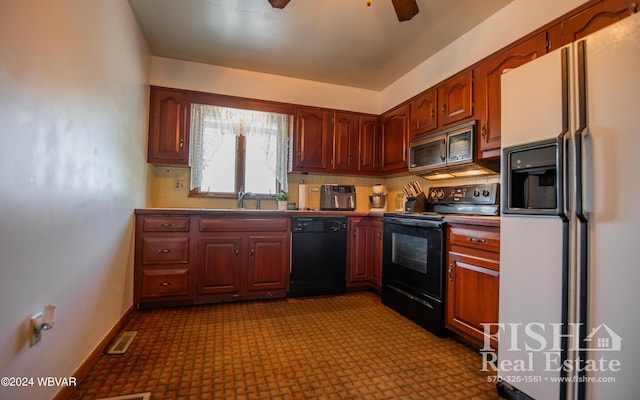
298,183,307,210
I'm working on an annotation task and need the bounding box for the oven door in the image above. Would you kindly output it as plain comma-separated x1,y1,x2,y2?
382,216,445,300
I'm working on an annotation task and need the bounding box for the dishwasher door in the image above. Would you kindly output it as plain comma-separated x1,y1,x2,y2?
289,217,347,298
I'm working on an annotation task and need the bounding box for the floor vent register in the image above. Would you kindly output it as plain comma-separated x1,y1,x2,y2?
106,331,137,355
96,392,151,400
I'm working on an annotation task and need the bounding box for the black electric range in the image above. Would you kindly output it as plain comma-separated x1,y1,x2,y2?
380,183,499,337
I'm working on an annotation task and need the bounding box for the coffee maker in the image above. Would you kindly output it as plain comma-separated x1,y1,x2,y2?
369,184,387,211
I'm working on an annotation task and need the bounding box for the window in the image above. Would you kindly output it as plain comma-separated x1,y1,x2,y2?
189,104,291,196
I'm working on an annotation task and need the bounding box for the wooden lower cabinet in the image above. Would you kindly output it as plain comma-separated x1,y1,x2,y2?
197,231,290,299
446,222,500,350
134,214,196,305
197,217,290,301
347,217,382,290
197,234,243,296
135,213,290,307
140,268,190,299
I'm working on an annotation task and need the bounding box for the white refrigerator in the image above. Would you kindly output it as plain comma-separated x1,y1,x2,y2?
497,12,640,400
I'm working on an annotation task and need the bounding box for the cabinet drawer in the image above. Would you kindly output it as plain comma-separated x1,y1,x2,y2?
142,237,189,264
199,218,290,232
142,216,190,232
141,268,189,298
448,224,500,253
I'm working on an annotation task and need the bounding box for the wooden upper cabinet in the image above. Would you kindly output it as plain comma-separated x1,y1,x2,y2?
332,112,358,172
475,32,548,159
438,69,474,126
410,88,438,138
148,87,189,165
547,0,637,52
292,107,332,172
380,104,410,173
358,115,379,173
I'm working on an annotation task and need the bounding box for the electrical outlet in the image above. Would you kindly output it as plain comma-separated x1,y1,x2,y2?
174,180,185,190
30,312,42,347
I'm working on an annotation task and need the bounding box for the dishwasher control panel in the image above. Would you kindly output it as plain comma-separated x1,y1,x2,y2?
292,216,347,232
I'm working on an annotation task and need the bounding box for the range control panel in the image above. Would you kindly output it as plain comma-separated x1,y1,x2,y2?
427,183,499,205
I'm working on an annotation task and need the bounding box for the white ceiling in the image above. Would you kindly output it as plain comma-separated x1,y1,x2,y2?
128,0,512,91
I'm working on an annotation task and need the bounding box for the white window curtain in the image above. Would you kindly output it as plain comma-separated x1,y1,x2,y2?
190,104,290,193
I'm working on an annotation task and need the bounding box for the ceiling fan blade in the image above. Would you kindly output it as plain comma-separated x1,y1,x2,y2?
391,0,419,21
268,0,291,9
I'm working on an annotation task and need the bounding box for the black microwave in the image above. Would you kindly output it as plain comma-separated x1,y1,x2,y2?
408,121,476,174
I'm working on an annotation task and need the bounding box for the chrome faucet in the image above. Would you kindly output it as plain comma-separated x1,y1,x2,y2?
237,189,255,208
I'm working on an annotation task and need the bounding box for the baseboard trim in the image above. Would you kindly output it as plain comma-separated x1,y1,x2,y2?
53,305,135,400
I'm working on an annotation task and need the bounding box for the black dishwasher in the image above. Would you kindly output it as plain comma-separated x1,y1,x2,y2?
289,216,347,298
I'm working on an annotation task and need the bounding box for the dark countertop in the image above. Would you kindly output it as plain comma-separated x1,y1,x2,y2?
134,208,383,218
134,208,498,225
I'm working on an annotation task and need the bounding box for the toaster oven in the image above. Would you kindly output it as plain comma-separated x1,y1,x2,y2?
319,185,356,211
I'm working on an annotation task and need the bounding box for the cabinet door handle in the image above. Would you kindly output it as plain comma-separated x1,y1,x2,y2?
159,281,173,286
468,237,486,244
442,102,447,115
250,247,254,256
159,223,174,228
235,247,239,256
431,107,435,119
158,248,174,253
179,138,184,149
448,264,454,281
481,123,487,138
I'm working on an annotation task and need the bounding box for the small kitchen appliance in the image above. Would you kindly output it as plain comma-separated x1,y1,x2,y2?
319,184,356,211
369,184,387,211
408,120,499,179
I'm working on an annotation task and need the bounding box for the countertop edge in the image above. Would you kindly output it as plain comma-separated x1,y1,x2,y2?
443,215,501,227
134,208,383,218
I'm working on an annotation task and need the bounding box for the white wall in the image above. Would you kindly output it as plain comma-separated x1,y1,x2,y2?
151,57,381,114
149,0,589,115
0,1,150,399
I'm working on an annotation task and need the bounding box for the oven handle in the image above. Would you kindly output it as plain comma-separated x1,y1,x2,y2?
382,217,443,229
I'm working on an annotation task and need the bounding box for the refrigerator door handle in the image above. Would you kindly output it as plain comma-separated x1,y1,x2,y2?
574,39,590,400
560,47,571,221
575,41,588,221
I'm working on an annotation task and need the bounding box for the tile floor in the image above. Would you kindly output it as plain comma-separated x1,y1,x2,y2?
70,292,499,399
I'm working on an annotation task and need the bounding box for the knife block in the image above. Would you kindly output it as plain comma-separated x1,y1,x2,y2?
404,192,426,213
